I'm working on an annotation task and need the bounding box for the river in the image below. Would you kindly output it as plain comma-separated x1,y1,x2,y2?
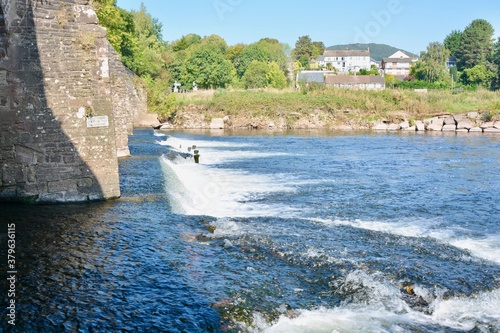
1,129,499,332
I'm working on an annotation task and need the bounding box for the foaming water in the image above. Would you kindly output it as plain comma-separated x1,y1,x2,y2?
4,129,499,332
153,130,166,137
158,136,293,165
431,288,500,331
256,271,500,333
311,217,500,264
160,155,299,218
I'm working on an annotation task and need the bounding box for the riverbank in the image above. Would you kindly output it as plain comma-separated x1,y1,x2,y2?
155,88,500,133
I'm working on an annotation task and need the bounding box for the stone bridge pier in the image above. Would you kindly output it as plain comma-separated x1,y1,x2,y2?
0,0,147,203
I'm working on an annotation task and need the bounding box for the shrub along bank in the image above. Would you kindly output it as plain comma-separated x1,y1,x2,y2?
162,88,500,130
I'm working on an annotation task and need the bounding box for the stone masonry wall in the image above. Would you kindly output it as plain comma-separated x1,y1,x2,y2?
0,0,121,202
108,44,147,157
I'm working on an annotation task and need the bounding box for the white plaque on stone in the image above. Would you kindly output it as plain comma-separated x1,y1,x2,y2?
0,71,7,85
86,116,109,128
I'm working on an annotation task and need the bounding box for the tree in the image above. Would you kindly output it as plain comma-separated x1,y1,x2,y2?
199,34,228,54
292,36,325,68
242,61,269,88
233,43,267,77
226,44,246,62
266,62,287,88
171,34,201,52
384,74,397,88
491,38,500,89
128,3,167,78
412,42,450,82
233,39,287,78
444,30,462,57
460,64,496,87
182,45,235,89
312,41,326,58
457,19,495,70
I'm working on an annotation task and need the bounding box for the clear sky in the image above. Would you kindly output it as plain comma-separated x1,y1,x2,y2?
116,0,500,55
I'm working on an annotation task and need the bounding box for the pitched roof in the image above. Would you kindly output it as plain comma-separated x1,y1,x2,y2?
324,49,370,57
325,75,385,85
298,71,325,83
382,57,413,63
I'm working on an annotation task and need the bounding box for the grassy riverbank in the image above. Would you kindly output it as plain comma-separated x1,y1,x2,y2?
169,88,500,129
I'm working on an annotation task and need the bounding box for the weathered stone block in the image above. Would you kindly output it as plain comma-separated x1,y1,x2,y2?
48,179,78,193
427,123,443,131
467,112,479,119
457,119,475,130
415,121,425,131
442,124,457,132
373,122,388,131
480,122,494,129
210,118,225,129
444,117,456,125
387,123,400,131
432,118,445,126
399,120,410,130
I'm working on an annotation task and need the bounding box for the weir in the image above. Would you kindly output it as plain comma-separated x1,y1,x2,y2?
0,0,147,203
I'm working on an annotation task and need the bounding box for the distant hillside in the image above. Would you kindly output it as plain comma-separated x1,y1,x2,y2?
327,43,418,62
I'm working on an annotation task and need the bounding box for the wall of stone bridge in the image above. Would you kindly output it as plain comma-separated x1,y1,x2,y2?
0,0,146,202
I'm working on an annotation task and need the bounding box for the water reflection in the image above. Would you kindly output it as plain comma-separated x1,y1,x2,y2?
0,193,221,332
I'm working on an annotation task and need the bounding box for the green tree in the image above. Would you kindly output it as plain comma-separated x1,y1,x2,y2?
233,39,287,78
128,3,166,78
312,41,326,58
226,44,246,62
292,36,325,68
384,74,397,88
234,43,268,77
457,19,495,70
182,45,235,89
461,64,496,87
171,34,201,52
266,62,287,88
491,38,500,89
167,50,188,84
242,61,269,88
444,30,462,57
412,42,450,82
199,34,228,54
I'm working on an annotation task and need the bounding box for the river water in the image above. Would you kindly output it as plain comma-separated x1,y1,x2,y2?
1,129,499,332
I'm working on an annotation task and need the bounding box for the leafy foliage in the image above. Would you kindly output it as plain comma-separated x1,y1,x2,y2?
242,61,269,88
457,19,495,70
266,62,287,89
460,64,496,87
444,30,462,57
233,39,288,78
182,43,236,89
412,42,450,83
491,38,500,89
292,36,325,68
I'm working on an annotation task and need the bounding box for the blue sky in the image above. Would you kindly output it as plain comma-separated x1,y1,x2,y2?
116,0,500,55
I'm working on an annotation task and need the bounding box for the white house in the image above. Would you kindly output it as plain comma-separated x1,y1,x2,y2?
381,51,418,79
316,49,371,73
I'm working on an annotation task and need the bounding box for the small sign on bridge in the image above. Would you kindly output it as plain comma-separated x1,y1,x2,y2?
86,116,109,128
